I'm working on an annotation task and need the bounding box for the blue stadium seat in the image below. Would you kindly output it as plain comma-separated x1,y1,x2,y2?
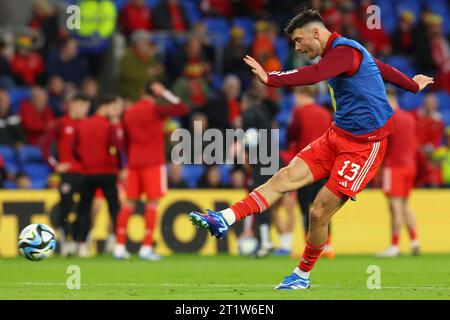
0,145,19,174
22,163,51,181
30,179,48,189
211,73,223,91
8,88,31,114
441,109,450,127
180,0,201,25
386,55,416,77
17,145,45,164
316,92,332,106
278,127,287,150
181,164,205,188
436,91,450,112
280,93,295,112
204,18,230,47
217,164,232,185
2,180,16,189
396,0,421,24
275,37,290,67
146,0,160,9
113,0,127,10
231,17,255,46
398,91,424,110
0,145,15,163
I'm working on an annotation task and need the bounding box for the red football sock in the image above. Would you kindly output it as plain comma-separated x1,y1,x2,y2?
142,204,157,246
392,233,400,246
298,240,326,272
230,191,269,221
116,204,133,245
408,228,417,241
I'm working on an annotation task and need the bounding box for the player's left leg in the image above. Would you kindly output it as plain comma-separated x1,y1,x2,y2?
376,196,403,257
276,186,346,289
139,165,167,261
403,200,420,256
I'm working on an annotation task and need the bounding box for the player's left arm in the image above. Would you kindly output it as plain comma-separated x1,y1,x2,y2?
374,58,434,92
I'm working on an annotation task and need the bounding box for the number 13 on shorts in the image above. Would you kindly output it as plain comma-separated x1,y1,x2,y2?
337,160,361,181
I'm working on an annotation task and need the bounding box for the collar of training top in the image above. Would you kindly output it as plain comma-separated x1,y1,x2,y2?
322,32,341,58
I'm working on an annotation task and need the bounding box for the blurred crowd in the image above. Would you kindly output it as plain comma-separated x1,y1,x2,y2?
0,0,449,190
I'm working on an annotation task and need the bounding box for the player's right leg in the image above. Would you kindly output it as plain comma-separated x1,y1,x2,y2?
189,156,315,238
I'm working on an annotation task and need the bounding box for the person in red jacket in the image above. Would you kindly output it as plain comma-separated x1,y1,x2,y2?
19,87,54,145
74,95,125,257
41,93,90,256
114,81,188,260
10,34,45,86
119,0,152,38
378,90,420,257
414,93,445,187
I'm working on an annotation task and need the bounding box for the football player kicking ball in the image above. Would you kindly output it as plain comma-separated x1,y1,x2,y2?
189,9,433,290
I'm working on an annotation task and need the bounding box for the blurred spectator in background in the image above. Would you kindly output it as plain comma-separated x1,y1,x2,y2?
15,171,32,189
171,34,212,81
119,0,153,38
46,38,89,86
224,27,252,86
168,163,188,188
249,78,279,121
119,30,164,101
152,0,190,32
229,166,246,188
205,74,241,132
29,0,60,58
357,1,391,57
10,34,45,86
414,93,444,187
200,0,233,19
0,155,7,188
75,0,117,77
413,9,436,76
442,128,450,187
80,77,99,114
426,14,450,93
392,11,415,56
172,37,211,110
0,88,25,147
46,75,65,117
198,165,224,188
19,86,54,145
251,21,282,72
0,38,13,89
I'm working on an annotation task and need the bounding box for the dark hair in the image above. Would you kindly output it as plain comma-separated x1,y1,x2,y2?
284,9,324,34
71,93,89,102
97,94,117,107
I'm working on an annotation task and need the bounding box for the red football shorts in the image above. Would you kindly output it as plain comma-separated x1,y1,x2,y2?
382,166,416,198
125,165,168,200
297,127,388,199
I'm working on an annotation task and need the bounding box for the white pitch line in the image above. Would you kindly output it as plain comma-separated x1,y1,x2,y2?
2,282,449,290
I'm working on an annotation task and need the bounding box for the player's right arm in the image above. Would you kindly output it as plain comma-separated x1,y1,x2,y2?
151,82,189,117
243,48,355,87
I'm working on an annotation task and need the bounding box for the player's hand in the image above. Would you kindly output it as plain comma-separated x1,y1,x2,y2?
412,74,434,91
150,82,166,97
55,162,70,173
243,55,268,84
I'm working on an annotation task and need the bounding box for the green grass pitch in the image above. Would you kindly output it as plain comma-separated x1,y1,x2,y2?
0,254,449,300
